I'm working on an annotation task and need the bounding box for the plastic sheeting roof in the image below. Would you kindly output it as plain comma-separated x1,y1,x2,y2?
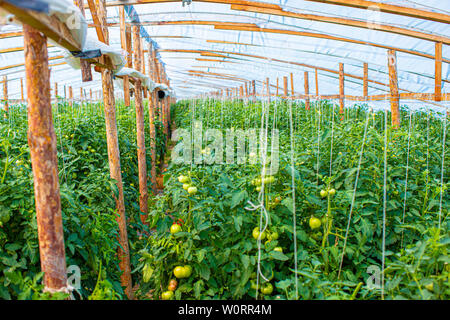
0,0,449,110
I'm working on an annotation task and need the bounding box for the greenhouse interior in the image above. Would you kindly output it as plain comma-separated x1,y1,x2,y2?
0,0,448,301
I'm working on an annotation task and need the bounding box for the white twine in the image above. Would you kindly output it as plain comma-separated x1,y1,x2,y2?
401,111,413,247
381,101,388,300
337,110,370,279
288,98,299,299
438,109,447,229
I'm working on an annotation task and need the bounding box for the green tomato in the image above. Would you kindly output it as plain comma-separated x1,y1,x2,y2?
187,186,197,195
183,265,192,278
309,217,321,229
173,266,185,279
274,247,283,253
182,183,190,190
178,175,189,183
271,232,279,240
252,227,266,240
260,283,273,295
328,188,336,196
320,190,328,198
161,291,174,300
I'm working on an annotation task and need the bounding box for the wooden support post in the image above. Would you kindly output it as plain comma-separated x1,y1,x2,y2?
80,87,83,101
283,76,288,97
20,78,24,101
132,25,148,224
363,62,368,100
90,89,92,102
244,82,248,97
304,71,310,110
387,50,400,128
290,72,294,96
89,0,133,299
54,82,58,99
23,24,67,293
119,6,130,107
69,86,73,107
3,76,8,114
339,63,345,114
240,85,244,98
435,42,442,102
148,44,157,194
315,68,319,96
251,80,256,97
276,78,279,96
74,0,92,82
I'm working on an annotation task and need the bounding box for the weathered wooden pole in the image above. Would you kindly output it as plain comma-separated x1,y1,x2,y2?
119,6,130,107
283,76,288,97
132,25,149,224
89,89,92,102
3,76,8,114
304,71,310,110
435,42,442,102
363,63,368,101
266,77,270,103
20,78,24,101
290,72,294,96
69,86,73,107
23,24,68,294
252,80,256,98
148,43,157,194
276,78,279,96
74,0,93,82
387,50,400,128
88,0,133,299
315,68,319,97
54,82,58,99
244,82,248,97
339,63,345,114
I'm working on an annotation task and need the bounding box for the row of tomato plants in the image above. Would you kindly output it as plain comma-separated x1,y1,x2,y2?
0,99,166,299
136,98,449,300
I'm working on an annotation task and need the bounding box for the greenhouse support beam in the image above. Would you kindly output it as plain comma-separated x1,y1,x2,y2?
283,76,288,97
132,25,149,225
435,43,442,102
92,0,133,299
339,63,344,114
148,43,157,195
290,73,295,96
363,63,368,100
74,0,93,82
276,78,279,96
230,4,450,45
304,71,310,110
119,7,130,107
3,76,8,114
387,50,400,128
315,69,319,96
23,24,67,293
54,83,58,99
303,0,450,25
69,86,73,107
20,78,24,101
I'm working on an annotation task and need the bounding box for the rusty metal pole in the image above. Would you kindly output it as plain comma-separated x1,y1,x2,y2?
132,25,148,224
23,24,68,294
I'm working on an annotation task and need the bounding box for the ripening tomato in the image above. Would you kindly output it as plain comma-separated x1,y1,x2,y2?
170,224,182,234
168,279,178,291
183,265,192,278
328,188,336,196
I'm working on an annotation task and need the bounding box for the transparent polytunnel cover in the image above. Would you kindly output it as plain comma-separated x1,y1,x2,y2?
0,0,449,112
